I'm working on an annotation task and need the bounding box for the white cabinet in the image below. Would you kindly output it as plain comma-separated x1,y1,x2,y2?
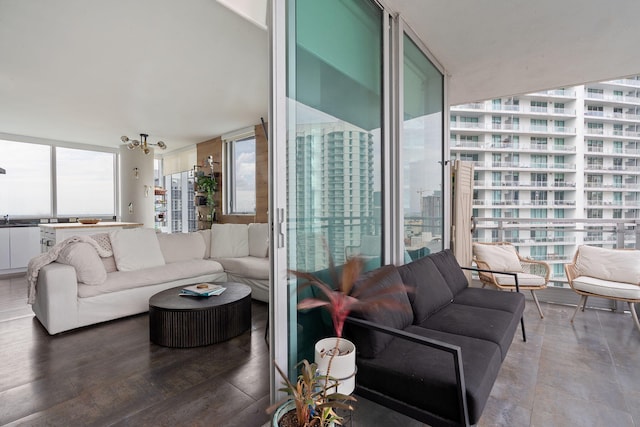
0,227,41,271
0,229,10,270
10,227,41,268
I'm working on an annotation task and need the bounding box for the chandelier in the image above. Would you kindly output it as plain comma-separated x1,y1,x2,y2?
120,133,167,155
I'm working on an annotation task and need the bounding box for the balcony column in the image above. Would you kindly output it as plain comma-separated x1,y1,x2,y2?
119,146,154,228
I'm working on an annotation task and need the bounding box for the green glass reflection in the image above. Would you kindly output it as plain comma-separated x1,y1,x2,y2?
286,0,383,367
402,34,444,261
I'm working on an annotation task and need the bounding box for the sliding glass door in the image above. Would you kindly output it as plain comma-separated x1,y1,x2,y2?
285,0,384,368
270,0,445,390
402,33,444,259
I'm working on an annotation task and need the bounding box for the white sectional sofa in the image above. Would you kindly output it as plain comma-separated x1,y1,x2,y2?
31,223,269,335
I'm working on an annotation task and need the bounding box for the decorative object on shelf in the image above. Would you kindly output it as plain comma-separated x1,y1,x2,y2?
120,133,166,155
78,218,101,224
154,187,167,228
194,156,219,228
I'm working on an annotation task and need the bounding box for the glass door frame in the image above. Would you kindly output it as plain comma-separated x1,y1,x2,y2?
268,0,449,402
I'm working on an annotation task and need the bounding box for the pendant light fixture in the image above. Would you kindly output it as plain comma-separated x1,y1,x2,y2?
121,133,167,155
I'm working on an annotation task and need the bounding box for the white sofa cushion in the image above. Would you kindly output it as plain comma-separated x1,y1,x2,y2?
57,242,107,285
198,229,212,259
110,228,165,271
215,256,269,280
575,245,640,285
248,223,269,258
157,232,206,263
572,276,640,300
77,259,225,298
473,243,523,272
211,224,249,258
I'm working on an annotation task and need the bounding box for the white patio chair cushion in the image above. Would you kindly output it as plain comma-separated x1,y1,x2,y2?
572,276,640,300
473,244,523,272
575,245,640,285
495,272,546,287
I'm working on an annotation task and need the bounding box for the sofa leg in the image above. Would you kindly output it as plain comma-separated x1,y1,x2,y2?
571,295,587,323
629,302,640,334
530,290,544,318
520,317,526,342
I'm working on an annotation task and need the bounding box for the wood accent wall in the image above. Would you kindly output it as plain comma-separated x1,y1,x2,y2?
196,122,268,225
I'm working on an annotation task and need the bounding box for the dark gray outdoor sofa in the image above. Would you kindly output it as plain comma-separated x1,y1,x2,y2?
345,249,526,427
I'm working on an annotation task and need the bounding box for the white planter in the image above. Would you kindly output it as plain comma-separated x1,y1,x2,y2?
272,400,336,427
314,337,356,395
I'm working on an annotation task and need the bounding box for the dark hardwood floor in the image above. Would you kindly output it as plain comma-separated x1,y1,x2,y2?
0,274,270,427
3,273,640,426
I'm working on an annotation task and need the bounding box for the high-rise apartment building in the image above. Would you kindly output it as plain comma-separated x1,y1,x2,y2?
450,75,640,284
292,123,376,271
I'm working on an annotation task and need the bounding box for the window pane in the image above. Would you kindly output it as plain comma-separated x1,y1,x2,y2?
287,0,383,365
228,136,256,214
166,171,195,233
0,140,51,217
403,34,444,260
56,147,115,216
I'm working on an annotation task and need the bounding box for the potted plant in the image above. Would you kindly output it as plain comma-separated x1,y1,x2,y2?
269,251,408,425
196,174,216,221
295,256,407,394
269,359,355,427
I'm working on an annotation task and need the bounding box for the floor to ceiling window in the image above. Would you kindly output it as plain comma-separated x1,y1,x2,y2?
285,0,383,367
402,33,444,259
271,0,445,390
0,139,116,218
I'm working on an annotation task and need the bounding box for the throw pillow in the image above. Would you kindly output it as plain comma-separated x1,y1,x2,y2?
110,228,165,271
101,256,118,273
248,223,269,258
429,249,470,295
211,224,249,258
57,242,107,285
198,229,212,259
156,232,206,263
398,256,454,323
347,265,413,358
89,233,112,254
473,243,523,272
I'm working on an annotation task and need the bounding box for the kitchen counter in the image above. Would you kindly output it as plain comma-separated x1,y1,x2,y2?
39,221,142,230
39,222,143,252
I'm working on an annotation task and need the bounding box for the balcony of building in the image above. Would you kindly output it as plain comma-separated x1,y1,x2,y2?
450,121,577,135
451,139,577,153
451,102,577,117
529,89,578,98
473,161,576,172
584,91,640,105
584,109,640,123
474,179,577,190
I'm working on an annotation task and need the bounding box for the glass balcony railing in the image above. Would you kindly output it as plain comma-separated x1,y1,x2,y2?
472,217,640,287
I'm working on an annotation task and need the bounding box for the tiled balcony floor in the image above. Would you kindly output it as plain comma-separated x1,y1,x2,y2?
351,299,640,427
1,274,638,426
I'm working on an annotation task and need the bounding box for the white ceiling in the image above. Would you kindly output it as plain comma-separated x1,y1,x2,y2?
0,0,269,153
387,0,640,105
2,0,639,153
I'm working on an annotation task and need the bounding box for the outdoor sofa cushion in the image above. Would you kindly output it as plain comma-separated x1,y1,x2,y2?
348,265,414,358
356,325,502,425
397,255,453,323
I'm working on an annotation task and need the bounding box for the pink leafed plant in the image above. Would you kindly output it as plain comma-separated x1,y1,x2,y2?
292,254,408,338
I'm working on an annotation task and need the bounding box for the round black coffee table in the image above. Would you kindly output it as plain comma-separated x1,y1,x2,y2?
149,282,252,348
